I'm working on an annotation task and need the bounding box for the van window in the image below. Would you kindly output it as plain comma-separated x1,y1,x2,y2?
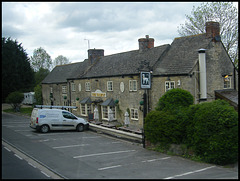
62,111,77,119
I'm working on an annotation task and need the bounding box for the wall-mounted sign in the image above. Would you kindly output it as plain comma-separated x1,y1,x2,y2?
140,72,151,89
91,89,106,97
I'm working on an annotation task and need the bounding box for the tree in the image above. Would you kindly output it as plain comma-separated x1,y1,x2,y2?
2,37,35,102
34,68,50,87
177,2,238,69
6,91,24,112
53,55,70,67
30,47,53,72
34,84,43,105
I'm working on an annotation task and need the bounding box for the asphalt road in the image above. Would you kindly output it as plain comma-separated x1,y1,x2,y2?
2,112,238,179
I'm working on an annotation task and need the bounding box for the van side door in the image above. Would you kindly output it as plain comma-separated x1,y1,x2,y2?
61,111,78,130
46,112,62,130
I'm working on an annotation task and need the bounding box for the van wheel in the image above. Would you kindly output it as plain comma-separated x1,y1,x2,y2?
76,124,84,132
40,125,49,133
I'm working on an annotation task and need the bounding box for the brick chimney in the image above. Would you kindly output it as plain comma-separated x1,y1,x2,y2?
138,35,154,52
205,21,221,42
88,49,104,66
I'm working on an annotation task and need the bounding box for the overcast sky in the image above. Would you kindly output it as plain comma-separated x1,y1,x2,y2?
2,2,238,64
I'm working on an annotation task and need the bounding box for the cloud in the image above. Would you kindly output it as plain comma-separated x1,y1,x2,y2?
2,2,204,63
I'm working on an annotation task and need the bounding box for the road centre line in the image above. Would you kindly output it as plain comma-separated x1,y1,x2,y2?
164,166,216,179
73,150,136,158
98,165,122,170
53,144,89,149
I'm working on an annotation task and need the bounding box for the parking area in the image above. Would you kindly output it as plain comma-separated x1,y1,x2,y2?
2,112,238,179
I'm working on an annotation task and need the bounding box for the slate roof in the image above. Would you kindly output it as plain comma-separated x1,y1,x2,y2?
81,44,170,78
42,60,88,84
153,34,212,75
215,89,238,106
42,33,214,83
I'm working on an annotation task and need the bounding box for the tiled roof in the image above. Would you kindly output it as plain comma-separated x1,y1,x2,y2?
153,34,212,75
82,44,170,78
215,89,238,105
42,60,88,84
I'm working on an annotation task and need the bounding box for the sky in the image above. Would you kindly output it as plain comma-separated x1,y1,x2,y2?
2,2,238,64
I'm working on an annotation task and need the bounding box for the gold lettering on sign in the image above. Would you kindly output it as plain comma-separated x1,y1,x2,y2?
91,90,106,97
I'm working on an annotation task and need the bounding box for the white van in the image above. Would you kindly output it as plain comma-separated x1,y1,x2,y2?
30,108,89,133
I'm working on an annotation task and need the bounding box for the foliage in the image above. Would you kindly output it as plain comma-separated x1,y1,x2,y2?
186,100,238,165
2,37,35,102
34,67,50,87
53,55,70,67
30,47,52,72
177,2,238,69
156,88,194,112
34,84,43,105
6,91,24,112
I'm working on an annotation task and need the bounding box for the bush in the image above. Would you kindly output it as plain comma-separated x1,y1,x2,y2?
156,88,194,112
6,91,24,112
186,100,238,165
145,108,189,145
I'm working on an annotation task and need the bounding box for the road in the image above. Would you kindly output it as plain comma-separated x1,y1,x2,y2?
2,112,238,179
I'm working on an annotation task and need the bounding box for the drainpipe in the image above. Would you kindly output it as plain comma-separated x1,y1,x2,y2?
198,48,207,102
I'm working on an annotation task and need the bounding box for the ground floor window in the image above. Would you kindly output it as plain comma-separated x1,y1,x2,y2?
101,106,116,121
81,104,93,116
130,108,139,120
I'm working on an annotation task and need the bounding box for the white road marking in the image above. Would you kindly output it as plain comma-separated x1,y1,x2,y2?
98,165,122,170
53,144,89,149
164,166,216,179
141,157,170,162
73,150,136,158
41,171,50,178
28,162,37,168
14,154,23,160
4,147,11,152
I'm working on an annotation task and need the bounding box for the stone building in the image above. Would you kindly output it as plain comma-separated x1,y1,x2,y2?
42,21,238,130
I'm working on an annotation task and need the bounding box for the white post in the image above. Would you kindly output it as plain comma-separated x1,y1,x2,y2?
198,49,207,100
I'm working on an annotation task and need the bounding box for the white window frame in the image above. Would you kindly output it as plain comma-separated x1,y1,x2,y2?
107,81,113,91
129,80,137,92
71,83,76,92
165,81,175,92
62,85,67,94
101,106,116,120
130,108,139,120
79,83,81,92
85,82,91,91
81,104,93,116
223,77,231,89
50,87,53,93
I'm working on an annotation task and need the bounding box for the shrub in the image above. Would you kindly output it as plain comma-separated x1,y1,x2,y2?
6,91,24,112
156,88,194,112
186,100,238,165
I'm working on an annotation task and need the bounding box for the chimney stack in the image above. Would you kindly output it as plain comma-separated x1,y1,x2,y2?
138,35,154,52
88,49,104,66
205,21,221,42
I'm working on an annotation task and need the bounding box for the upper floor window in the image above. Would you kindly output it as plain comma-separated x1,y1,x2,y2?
62,85,67,94
71,83,76,91
85,82,91,91
50,87,53,93
129,80,137,91
165,81,175,92
224,76,231,89
107,81,113,91
79,83,81,92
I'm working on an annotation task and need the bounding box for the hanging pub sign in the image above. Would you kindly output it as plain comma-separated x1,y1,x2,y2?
140,72,151,89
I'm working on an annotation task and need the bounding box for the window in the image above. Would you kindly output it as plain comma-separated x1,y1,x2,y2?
224,76,231,89
62,86,67,93
79,83,81,92
165,81,175,92
62,111,77,119
102,106,116,120
131,108,139,120
107,81,113,91
81,104,92,116
71,83,76,91
50,87,53,93
85,82,91,91
129,80,137,91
